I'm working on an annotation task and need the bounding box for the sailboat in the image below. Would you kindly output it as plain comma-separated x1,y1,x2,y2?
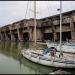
45,3,75,53
21,1,75,68
46,42,75,53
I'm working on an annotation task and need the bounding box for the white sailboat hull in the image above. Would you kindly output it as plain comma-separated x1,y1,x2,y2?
62,46,75,53
46,42,75,53
21,49,75,68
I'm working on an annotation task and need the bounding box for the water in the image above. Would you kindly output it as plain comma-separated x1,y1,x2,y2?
0,42,75,74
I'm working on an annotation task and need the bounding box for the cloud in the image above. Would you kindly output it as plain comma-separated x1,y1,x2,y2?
0,1,75,27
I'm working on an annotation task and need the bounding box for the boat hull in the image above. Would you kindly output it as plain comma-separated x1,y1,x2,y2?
46,42,75,53
21,49,75,68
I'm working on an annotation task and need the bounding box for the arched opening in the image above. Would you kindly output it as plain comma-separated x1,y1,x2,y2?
62,31,71,41
57,32,71,41
43,33,53,41
23,32,29,41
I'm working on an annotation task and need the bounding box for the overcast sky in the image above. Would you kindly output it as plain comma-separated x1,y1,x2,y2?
0,1,75,27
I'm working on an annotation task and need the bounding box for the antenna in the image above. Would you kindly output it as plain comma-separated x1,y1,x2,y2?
60,1,62,52
34,1,36,47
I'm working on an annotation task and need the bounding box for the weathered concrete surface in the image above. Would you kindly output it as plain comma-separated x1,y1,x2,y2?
0,10,75,42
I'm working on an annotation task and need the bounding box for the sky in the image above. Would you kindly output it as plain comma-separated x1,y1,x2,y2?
0,1,75,27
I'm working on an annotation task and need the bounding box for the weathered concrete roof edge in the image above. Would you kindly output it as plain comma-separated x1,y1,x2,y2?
1,9,75,27
39,9,75,20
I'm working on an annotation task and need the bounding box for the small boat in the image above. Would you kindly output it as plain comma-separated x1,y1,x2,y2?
21,48,75,68
62,43,75,53
46,42,75,53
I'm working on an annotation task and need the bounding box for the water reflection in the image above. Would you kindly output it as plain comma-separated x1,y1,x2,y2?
0,42,56,74
0,42,74,74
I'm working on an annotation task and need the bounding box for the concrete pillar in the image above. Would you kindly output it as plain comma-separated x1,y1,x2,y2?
4,32,9,41
53,32,57,42
32,28,43,42
28,27,33,41
19,30,23,41
52,25,57,42
71,31,75,39
70,17,75,39
2,32,5,41
17,28,23,41
9,26,16,41
0,32,3,41
10,30,15,41
17,28,20,41
36,29,43,41
32,28,35,41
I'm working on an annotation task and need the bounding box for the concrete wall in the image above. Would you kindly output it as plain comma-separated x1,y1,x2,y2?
0,10,75,42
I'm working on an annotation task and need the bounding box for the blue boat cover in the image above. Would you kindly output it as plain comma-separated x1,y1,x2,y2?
64,43,75,46
43,48,49,54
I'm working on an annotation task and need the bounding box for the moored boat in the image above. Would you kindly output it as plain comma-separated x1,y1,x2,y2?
21,48,75,68
46,42,75,53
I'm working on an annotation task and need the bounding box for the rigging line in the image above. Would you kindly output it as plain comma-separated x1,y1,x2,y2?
25,1,29,19
23,1,29,32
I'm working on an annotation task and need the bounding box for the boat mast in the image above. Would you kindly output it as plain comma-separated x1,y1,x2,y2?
34,1,36,47
60,1,62,52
